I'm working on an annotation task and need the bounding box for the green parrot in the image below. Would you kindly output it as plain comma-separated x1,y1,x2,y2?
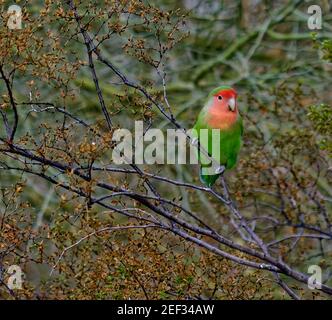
192,86,243,187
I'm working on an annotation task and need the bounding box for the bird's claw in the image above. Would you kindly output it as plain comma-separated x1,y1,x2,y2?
215,165,225,175
191,137,198,146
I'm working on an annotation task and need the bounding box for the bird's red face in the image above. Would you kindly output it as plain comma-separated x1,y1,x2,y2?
213,88,237,113
207,87,239,129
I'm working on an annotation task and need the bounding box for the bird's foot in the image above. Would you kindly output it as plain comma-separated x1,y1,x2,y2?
215,165,225,175
191,137,198,146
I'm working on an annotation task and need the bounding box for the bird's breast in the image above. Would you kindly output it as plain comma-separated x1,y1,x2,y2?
206,109,238,130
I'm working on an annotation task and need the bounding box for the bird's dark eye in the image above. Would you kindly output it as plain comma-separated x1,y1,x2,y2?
218,96,223,100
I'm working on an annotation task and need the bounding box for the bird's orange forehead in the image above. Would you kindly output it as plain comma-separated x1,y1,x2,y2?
215,88,237,99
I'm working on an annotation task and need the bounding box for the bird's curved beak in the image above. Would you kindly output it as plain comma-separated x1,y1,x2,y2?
228,98,236,111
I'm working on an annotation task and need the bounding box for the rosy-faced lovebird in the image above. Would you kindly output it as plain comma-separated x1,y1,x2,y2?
192,86,243,187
